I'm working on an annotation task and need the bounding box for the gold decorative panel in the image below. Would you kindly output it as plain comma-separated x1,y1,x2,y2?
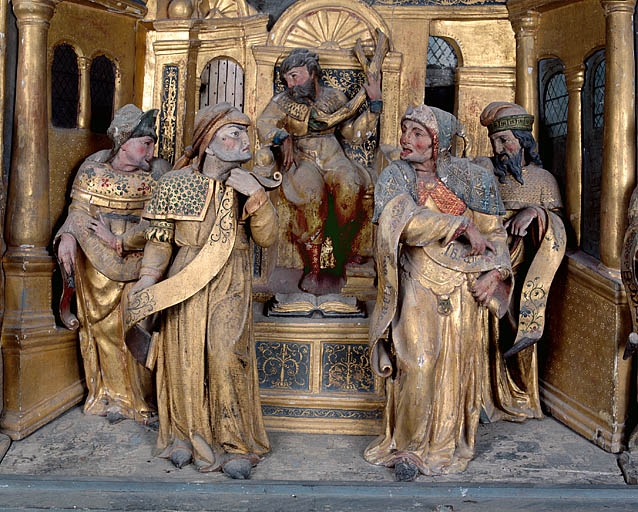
254,304,384,435
158,65,179,164
541,252,632,453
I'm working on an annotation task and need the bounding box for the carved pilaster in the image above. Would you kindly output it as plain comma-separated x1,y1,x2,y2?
564,64,586,246
509,10,540,142
599,0,637,270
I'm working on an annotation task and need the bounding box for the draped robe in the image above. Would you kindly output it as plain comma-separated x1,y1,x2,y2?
139,167,278,471
365,159,511,475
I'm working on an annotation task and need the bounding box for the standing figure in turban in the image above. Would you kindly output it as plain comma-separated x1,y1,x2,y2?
476,102,566,423
364,105,512,480
55,104,166,425
128,103,278,479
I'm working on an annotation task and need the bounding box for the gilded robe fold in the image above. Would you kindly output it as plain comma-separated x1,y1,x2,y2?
140,168,278,471
483,164,566,422
365,159,511,476
55,157,159,422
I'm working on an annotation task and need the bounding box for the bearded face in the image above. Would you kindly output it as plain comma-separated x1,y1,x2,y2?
489,129,525,185
283,65,317,105
208,124,252,163
289,79,317,104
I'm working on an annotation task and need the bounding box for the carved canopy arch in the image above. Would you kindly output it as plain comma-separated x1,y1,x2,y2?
268,0,391,51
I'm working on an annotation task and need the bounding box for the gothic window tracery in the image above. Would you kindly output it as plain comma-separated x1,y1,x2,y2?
539,58,567,199
581,49,605,259
425,36,458,114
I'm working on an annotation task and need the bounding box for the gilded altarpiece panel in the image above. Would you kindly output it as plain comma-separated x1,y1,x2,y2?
254,305,384,434
158,65,179,165
541,253,632,453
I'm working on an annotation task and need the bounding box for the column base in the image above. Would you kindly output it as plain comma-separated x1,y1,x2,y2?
1,327,83,440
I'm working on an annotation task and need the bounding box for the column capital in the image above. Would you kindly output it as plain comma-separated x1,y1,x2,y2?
77,55,92,75
600,0,637,16
509,10,541,36
12,0,58,26
564,64,586,91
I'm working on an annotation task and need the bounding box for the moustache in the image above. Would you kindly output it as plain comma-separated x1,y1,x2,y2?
289,81,316,104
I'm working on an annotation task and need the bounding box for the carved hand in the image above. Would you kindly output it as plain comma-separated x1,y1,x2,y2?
227,167,263,197
88,214,123,256
470,270,501,306
364,71,382,101
463,222,495,256
504,207,537,237
57,232,78,275
281,136,295,170
129,275,157,298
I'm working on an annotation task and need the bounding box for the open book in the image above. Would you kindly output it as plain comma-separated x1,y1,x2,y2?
266,292,366,318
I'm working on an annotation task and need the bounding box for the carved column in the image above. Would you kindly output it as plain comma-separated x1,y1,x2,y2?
564,64,586,246
1,0,82,439
509,11,540,141
599,0,636,270
4,0,57,332
77,55,91,129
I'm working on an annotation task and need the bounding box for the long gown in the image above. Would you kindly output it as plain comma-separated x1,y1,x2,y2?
365,159,511,475
141,168,278,471
56,156,158,422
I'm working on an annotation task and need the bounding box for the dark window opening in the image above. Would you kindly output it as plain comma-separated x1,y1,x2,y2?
51,44,79,128
90,55,116,134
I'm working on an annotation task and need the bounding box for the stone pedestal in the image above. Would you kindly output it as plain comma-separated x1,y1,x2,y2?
540,251,632,453
254,302,384,435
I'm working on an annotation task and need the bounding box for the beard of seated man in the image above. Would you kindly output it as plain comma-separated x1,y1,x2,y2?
289,78,317,105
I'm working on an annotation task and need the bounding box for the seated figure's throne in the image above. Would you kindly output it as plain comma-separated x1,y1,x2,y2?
249,0,401,434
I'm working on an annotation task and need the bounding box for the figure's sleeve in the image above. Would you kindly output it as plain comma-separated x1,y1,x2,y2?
472,209,512,277
540,171,564,210
139,220,175,280
121,219,150,251
256,100,289,146
245,189,279,248
401,208,468,248
339,103,382,144
55,202,86,244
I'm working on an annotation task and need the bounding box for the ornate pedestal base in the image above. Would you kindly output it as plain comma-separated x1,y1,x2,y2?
1,327,84,440
254,302,384,435
540,252,632,453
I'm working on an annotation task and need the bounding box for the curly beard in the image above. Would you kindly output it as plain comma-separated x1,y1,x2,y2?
288,79,317,105
493,150,525,185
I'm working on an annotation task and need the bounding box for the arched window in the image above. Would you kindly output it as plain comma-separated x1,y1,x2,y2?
200,58,244,110
538,58,568,193
581,50,605,259
543,74,568,138
90,55,116,134
51,44,79,128
425,36,458,114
